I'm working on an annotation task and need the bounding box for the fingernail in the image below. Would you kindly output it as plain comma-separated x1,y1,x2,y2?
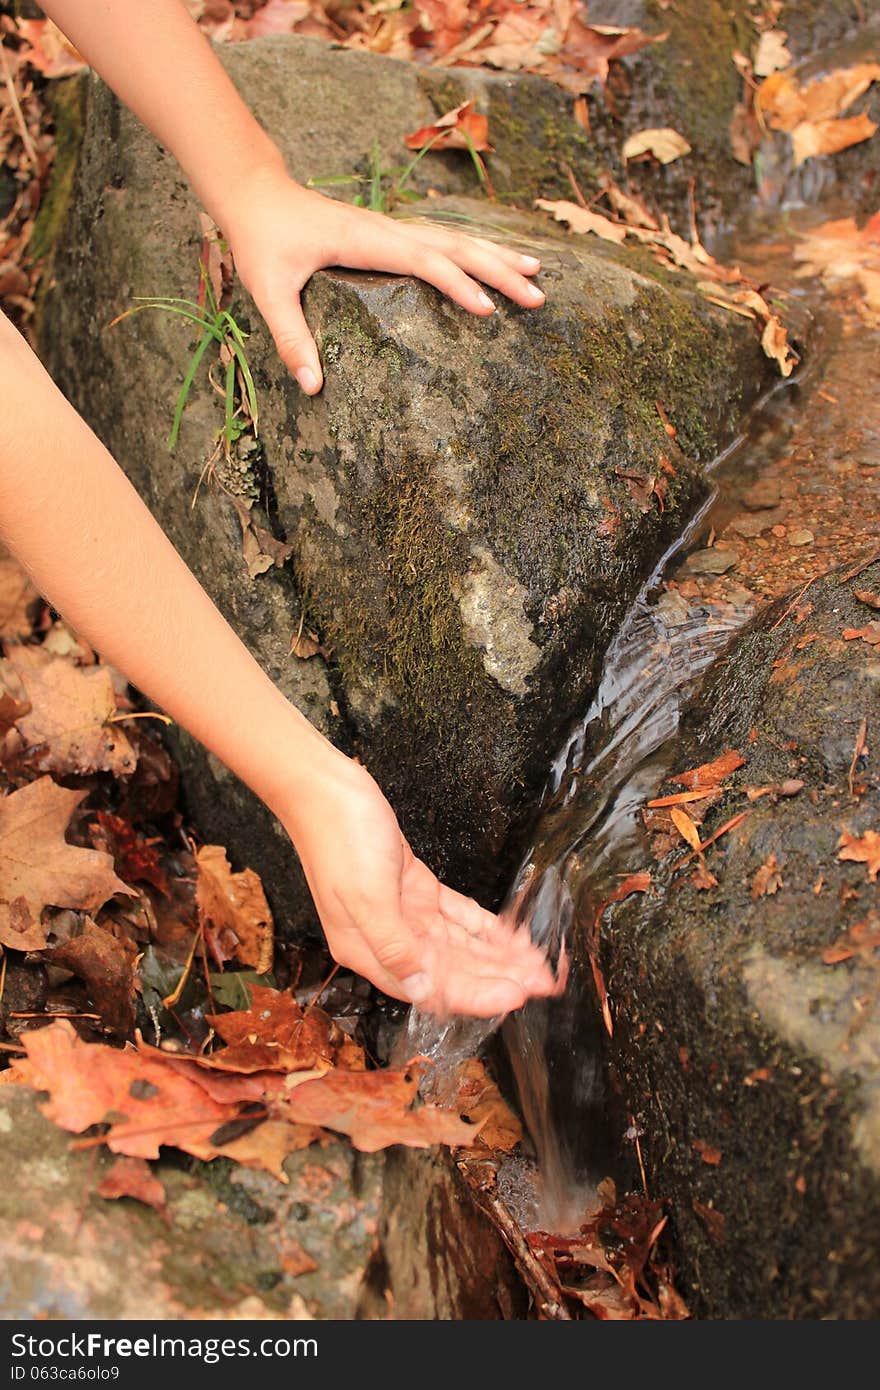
477,291,495,312
525,284,545,303
520,255,541,269
296,366,320,394
402,973,434,1004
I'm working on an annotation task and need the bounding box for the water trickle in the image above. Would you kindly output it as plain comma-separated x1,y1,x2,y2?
400,373,805,1223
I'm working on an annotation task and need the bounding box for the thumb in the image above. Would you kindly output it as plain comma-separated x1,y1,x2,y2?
261,288,323,395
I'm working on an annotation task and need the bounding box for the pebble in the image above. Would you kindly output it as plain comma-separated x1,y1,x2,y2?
728,507,787,538
741,478,783,510
686,547,739,575
787,528,815,546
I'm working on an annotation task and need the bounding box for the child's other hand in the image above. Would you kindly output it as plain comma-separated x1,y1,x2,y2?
223,170,544,397
278,749,558,1018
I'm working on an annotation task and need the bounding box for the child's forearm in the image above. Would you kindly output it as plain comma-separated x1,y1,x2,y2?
39,0,283,228
0,314,338,823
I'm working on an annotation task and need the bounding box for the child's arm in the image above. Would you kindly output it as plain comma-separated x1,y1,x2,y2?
40,0,545,394
0,314,556,1016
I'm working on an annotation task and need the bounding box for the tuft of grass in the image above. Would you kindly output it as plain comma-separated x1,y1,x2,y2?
309,131,492,214
110,260,258,456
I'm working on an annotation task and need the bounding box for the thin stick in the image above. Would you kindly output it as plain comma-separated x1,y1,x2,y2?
673,810,750,869
632,1116,649,1198
840,546,880,584
769,575,818,630
561,160,589,209
0,39,37,167
848,716,868,798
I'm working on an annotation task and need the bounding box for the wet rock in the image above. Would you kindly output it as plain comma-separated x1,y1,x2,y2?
728,509,787,539
605,561,880,1319
685,547,739,575
39,41,770,923
742,477,784,510
0,1083,525,1320
787,528,815,546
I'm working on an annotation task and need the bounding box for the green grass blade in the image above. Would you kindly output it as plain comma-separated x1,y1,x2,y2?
167,330,213,452
224,353,236,449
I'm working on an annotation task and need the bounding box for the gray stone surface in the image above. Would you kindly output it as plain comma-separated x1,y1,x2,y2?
604,562,880,1318
39,38,770,927
0,1083,524,1320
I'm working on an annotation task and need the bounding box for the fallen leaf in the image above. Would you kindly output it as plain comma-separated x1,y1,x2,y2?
753,29,792,79
196,844,274,974
843,622,880,645
597,172,659,229
96,1156,167,1214
203,984,364,1074
670,806,702,851
794,210,880,324
837,828,880,882
1,649,136,777
289,631,326,660
451,1057,522,1152
16,19,87,78
534,198,627,243
751,852,783,900
94,812,168,896
283,1065,479,1152
791,112,877,167
691,861,719,891
692,1139,722,1165
404,101,493,152
0,779,132,951
854,589,880,610
671,749,746,790
231,497,294,580
0,554,40,639
822,914,880,964
692,1199,725,1242
647,789,722,808
761,313,798,377
51,917,138,1038
591,872,652,941
757,63,880,132
622,127,691,164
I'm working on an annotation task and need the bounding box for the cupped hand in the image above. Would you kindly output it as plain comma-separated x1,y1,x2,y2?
224,170,544,396
279,751,559,1019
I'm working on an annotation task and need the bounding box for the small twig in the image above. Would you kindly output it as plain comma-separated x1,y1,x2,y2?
0,38,38,168
673,810,750,870
0,948,6,1010
848,716,868,798
840,546,880,584
307,962,339,1011
560,160,589,209
769,575,818,630
9,1011,100,1020
687,177,699,247
108,710,173,726
632,1116,649,1198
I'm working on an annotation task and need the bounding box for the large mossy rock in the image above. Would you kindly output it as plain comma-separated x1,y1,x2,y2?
605,561,880,1319
0,1083,524,1320
40,38,771,926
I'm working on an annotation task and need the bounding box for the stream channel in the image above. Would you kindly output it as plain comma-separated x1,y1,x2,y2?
402,222,878,1236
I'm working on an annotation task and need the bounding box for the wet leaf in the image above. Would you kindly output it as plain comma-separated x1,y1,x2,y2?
0,779,133,952
51,916,138,1038
203,984,364,1074
670,807,702,851
692,1139,722,1165
822,913,880,964
404,101,492,152
96,1156,167,1214
751,852,783,900
93,812,168,896
837,828,880,882
647,789,722,809
283,1065,479,1152
196,844,274,974
691,861,719,891
843,622,880,645
671,749,745,790
622,127,691,164
451,1057,522,1153
0,649,136,777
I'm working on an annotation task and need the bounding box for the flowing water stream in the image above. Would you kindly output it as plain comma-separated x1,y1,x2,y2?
401,352,815,1227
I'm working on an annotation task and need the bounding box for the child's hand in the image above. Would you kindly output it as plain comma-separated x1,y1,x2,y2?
224,170,544,396
277,748,559,1018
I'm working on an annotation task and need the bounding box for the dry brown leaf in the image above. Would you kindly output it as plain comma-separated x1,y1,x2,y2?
1,649,136,777
622,127,691,164
0,555,40,639
404,101,493,152
0,779,132,951
751,852,783,900
791,111,877,167
96,1156,167,1214
843,622,880,645
757,63,880,132
671,749,746,790
753,29,792,79
794,210,880,322
534,198,627,243
231,497,294,580
202,984,365,1074
760,313,798,377
196,844,274,974
692,1139,722,1165
647,789,721,808
838,828,880,882
853,589,880,610
670,806,702,851
691,861,719,891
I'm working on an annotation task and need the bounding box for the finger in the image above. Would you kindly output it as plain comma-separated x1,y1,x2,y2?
404,224,542,275
257,282,324,395
339,226,499,316
405,227,546,308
